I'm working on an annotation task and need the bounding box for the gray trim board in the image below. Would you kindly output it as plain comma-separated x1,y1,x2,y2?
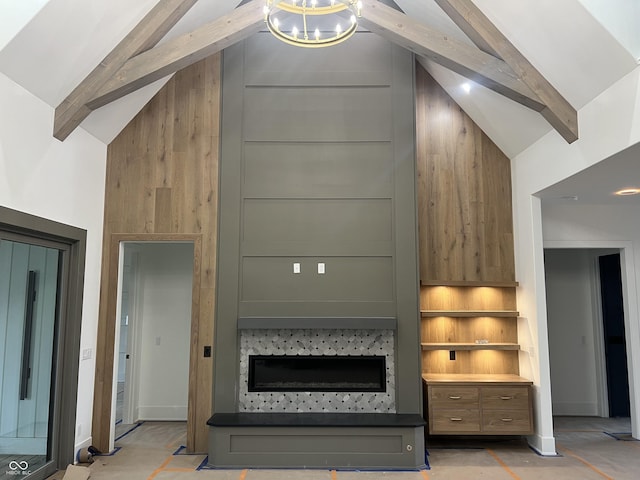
237,316,397,329
389,30,422,415
208,412,425,427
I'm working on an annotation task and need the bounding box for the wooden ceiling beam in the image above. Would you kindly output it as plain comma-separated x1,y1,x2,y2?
53,0,199,141
433,0,578,143
432,2,501,59
86,0,264,111
359,0,545,113
54,0,578,144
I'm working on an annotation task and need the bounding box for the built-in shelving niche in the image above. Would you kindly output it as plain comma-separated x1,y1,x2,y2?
420,283,523,379
420,283,533,436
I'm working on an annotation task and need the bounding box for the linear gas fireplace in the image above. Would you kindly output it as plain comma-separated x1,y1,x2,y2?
248,355,386,392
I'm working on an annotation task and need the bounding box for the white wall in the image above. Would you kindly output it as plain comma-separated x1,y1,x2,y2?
578,0,640,60
132,243,193,421
544,249,600,416
0,0,49,51
0,72,107,453
511,64,640,454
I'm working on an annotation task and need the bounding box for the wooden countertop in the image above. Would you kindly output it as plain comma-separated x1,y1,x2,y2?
422,373,533,386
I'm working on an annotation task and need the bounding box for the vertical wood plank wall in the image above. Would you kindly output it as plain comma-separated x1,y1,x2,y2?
415,63,515,283
94,55,220,453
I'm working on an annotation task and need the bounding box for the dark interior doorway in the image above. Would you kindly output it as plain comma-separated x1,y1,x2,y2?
599,253,631,417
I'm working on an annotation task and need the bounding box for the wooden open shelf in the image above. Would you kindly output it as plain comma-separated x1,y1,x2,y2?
421,280,519,287
421,342,520,351
421,310,519,317
420,284,520,364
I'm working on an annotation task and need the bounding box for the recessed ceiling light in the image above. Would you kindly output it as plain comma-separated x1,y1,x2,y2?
461,82,471,94
614,188,640,196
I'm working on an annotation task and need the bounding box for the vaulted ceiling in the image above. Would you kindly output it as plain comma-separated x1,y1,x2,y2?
1,0,639,200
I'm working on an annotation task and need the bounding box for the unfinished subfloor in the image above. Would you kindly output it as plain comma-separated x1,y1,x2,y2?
47,417,639,480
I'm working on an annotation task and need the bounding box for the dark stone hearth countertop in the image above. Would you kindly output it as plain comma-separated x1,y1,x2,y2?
207,412,425,427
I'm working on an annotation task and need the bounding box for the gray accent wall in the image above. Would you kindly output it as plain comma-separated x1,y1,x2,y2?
214,32,420,413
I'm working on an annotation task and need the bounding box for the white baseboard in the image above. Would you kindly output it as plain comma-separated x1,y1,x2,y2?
552,401,598,416
137,405,187,421
74,435,93,463
527,433,557,456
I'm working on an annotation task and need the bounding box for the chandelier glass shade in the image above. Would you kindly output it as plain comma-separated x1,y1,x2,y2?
263,0,363,48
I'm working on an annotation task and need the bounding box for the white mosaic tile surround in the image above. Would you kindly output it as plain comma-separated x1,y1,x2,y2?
238,329,396,413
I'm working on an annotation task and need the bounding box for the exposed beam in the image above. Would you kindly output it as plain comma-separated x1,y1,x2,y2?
432,2,501,59
359,0,545,113
433,0,578,143
53,0,199,141
86,0,264,110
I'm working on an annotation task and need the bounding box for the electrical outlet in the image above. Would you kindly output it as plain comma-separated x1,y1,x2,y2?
293,262,301,274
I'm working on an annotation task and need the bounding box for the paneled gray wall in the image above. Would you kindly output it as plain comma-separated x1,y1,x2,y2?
214,32,421,413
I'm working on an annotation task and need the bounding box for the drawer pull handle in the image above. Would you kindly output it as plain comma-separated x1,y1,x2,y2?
500,396,513,400
448,395,462,400
501,418,514,422
449,417,463,422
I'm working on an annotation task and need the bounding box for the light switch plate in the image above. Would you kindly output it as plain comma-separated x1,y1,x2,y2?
293,262,301,274
318,262,325,274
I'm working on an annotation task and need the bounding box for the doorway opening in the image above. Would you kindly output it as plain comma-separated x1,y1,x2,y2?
544,248,631,422
111,242,194,448
0,207,86,480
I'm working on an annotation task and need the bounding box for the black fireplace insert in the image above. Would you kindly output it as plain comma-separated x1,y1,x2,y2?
248,355,386,392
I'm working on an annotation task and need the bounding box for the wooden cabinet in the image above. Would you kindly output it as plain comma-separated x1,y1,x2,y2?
425,376,533,435
420,284,533,435
429,385,481,433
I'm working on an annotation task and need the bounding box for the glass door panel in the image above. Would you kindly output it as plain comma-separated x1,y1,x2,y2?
0,239,60,479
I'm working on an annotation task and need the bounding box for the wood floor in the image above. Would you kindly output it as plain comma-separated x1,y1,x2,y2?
45,417,640,479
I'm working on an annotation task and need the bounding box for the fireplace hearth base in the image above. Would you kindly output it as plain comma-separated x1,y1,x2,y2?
207,413,426,470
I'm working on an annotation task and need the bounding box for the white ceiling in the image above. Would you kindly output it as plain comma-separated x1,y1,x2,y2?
0,0,639,204
538,142,640,205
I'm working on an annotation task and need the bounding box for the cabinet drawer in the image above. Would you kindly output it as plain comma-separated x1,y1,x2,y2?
481,386,529,410
482,410,532,433
431,409,480,433
430,386,479,408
